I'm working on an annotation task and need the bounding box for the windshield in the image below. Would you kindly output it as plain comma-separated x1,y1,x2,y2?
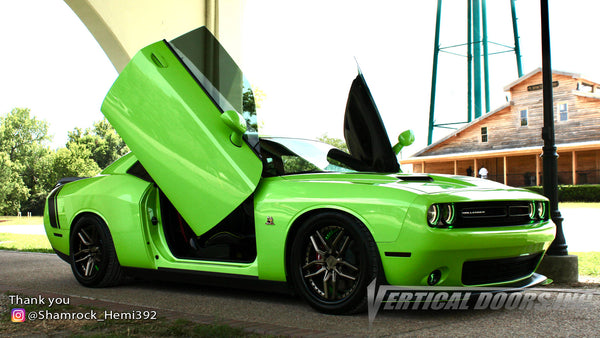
260,137,358,176
168,27,257,132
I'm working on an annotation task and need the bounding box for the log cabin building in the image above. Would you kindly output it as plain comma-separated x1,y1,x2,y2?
401,69,600,187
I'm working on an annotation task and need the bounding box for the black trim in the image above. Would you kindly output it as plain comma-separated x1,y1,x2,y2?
56,177,88,186
462,252,543,285
157,267,258,280
54,249,70,264
384,252,412,257
126,161,154,182
53,233,63,238
396,175,434,182
123,267,293,294
452,201,547,228
47,185,63,229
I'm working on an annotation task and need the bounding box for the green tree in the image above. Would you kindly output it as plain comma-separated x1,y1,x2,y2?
0,108,50,163
45,144,101,186
67,118,129,169
0,152,29,215
0,108,51,214
23,148,56,214
317,134,348,153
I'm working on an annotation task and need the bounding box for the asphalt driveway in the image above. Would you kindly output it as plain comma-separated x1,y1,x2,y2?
1,250,599,336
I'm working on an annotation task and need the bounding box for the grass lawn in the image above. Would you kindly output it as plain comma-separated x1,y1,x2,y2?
571,252,600,277
559,202,600,209
0,233,52,253
0,216,43,225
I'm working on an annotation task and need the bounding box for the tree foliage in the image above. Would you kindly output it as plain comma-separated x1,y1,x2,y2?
0,108,50,162
67,118,129,169
47,145,101,183
0,108,50,214
317,134,348,153
0,109,128,215
0,152,29,214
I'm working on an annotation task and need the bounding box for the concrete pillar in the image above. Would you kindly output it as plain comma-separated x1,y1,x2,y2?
65,0,243,73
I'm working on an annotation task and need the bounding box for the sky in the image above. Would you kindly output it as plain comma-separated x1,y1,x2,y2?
1,0,599,155
0,0,116,148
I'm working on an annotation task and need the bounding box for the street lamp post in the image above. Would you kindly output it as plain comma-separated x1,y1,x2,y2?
537,0,578,282
540,0,567,256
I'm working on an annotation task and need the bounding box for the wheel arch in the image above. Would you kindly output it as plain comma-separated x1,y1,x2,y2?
68,211,111,254
283,207,381,285
70,211,110,237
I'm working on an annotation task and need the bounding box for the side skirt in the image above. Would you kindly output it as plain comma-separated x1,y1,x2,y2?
122,267,293,295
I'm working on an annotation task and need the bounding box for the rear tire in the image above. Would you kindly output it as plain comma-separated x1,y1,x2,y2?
289,212,379,314
70,215,123,287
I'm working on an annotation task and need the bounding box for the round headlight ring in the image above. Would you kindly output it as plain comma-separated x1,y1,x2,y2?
441,204,455,225
427,204,440,226
536,201,545,220
528,201,536,220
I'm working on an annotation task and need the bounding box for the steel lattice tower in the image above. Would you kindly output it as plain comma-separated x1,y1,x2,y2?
427,0,524,145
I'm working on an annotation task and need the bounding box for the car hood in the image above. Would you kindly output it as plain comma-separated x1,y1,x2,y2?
280,172,540,199
343,73,400,173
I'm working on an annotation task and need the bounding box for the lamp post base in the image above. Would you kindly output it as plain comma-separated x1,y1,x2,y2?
536,255,579,283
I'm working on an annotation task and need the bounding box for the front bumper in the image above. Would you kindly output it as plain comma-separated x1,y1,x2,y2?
378,219,556,287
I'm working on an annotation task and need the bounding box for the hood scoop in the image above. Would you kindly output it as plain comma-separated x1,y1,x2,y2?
396,175,433,182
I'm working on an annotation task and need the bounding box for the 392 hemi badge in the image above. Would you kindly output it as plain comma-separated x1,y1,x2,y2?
265,216,275,225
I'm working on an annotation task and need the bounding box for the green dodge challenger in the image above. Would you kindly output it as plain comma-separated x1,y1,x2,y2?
44,27,555,314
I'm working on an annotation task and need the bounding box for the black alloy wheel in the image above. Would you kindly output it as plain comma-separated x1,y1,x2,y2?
70,215,123,287
290,212,379,314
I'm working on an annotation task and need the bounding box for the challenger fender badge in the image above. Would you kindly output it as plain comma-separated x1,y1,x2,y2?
265,216,275,225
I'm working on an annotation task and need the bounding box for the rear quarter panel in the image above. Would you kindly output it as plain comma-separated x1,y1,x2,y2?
44,174,154,269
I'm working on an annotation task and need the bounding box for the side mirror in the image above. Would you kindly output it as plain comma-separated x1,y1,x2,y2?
221,110,247,147
392,129,415,155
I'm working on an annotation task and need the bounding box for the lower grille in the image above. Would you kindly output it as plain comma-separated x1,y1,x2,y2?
462,252,543,285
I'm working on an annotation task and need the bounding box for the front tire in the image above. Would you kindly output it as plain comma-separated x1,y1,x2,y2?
70,215,123,287
289,212,379,314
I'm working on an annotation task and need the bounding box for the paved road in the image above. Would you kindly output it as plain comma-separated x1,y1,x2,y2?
1,251,599,336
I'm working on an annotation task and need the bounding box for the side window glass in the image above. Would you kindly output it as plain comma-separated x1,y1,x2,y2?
282,155,319,174
243,78,257,132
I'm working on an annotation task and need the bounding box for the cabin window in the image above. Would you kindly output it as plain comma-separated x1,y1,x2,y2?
578,82,594,93
557,103,568,121
481,127,488,143
520,109,528,126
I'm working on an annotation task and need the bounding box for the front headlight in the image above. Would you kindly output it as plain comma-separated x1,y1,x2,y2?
528,201,536,220
427,203,455,227
441,204,455,225
427,204,440,226
536,201,546,220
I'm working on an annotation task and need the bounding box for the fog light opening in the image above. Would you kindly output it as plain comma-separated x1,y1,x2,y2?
427,270,442,286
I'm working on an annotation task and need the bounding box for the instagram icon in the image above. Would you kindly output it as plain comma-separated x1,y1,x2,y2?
11,308,26,322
